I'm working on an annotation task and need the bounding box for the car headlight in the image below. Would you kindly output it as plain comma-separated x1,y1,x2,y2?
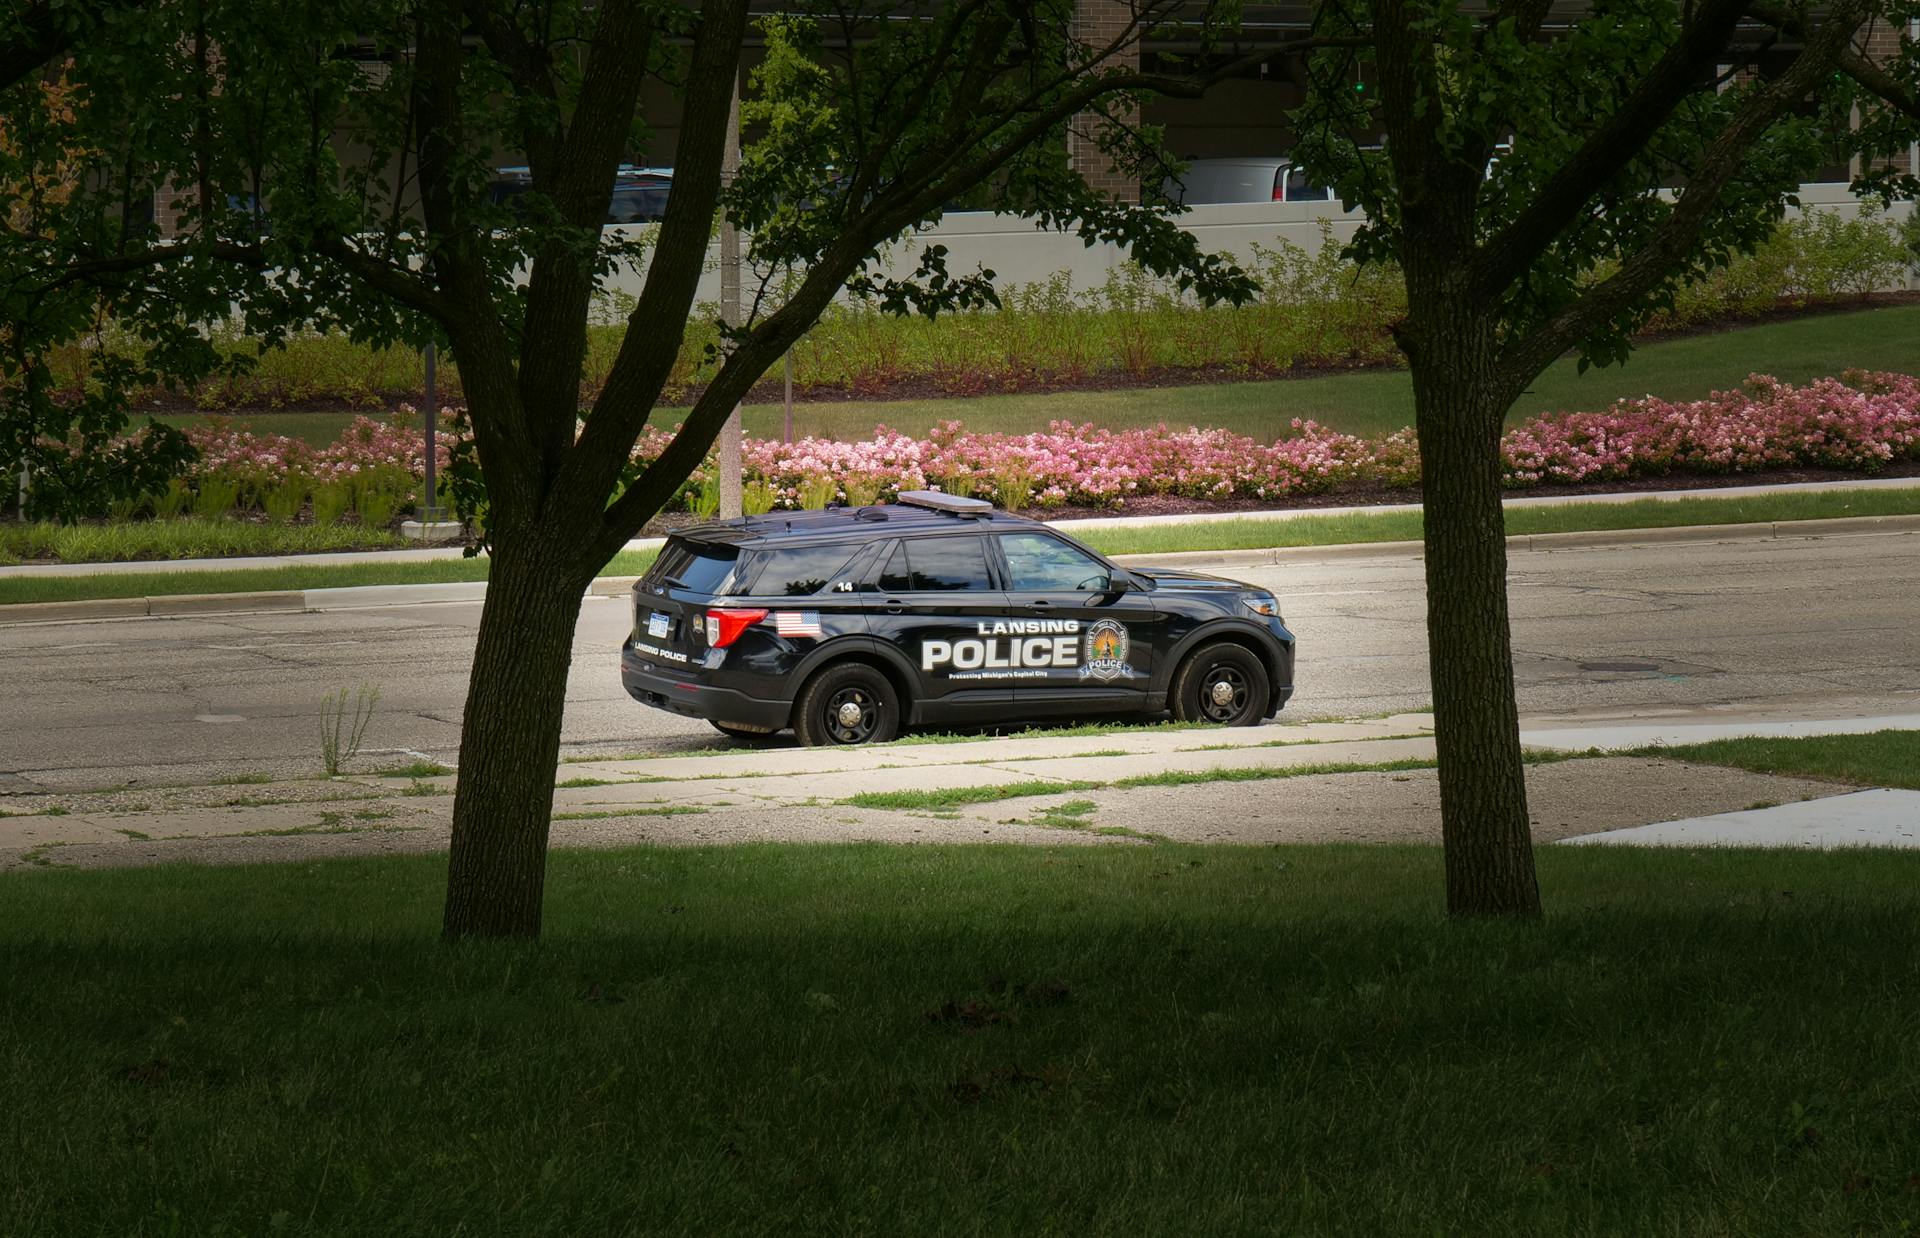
1243,594,1282,619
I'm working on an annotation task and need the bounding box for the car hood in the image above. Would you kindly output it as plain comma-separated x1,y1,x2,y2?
1134,567,1250,592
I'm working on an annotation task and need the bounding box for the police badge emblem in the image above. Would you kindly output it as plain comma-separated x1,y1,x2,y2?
1081,618,1132,681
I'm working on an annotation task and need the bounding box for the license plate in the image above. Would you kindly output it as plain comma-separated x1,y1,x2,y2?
646,612,671,639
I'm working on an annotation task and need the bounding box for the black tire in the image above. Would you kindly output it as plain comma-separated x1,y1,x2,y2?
792,662,902,747
1170,641,1271,726
710,720,780,744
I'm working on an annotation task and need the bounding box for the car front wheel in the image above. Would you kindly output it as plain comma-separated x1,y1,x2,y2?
1170,642,1271,727
793,663,902,747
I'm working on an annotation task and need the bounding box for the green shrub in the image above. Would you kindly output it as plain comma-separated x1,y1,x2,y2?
311,482,352,526
36,209,1912,410
1659,205,1910,325
743,479,780,516
105,495,146,523
354,476,407,531
0,517,407,564
152,479,193,519
689,477,721,520
263,480,307,524
797,477,838,510
993,465,1035,512
191,478,241,519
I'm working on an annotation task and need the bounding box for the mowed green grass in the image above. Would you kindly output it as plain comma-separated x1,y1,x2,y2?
1076,485,1920,556
4,844,1920,1233
0,549,658,607
167,303,1920,445
0,517,406,566
1628,729,1920,791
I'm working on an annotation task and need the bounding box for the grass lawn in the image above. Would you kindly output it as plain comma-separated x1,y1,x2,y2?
1627,729,1920,791
0,549,659,607
1071,484,1920,556
0,517,406,567
166,303,1920,445
4,844,1920,1233
3,487,1914,607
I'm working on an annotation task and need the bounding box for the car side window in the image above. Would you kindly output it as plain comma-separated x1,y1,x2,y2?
872,543,911,592
902,537,992,591
998,532,1111,592
746,545,860,597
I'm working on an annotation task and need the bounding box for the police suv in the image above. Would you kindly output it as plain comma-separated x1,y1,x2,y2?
621,491,1296,746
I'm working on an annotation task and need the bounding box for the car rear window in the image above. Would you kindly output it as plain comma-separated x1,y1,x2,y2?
647,538,742,596
739,545,861,597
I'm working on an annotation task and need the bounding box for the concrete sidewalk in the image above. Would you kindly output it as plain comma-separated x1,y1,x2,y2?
7,709,1906,870
1562,789,1920,849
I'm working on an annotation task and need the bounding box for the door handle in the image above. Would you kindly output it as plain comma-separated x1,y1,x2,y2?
1029,599,1053,610
884,598,905,613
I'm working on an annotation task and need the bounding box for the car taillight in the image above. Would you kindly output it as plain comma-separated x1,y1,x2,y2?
1272,176,1285,201
703,608,766,648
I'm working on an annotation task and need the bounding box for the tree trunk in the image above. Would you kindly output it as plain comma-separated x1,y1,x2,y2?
442,536,588,938
1409,312,1543,919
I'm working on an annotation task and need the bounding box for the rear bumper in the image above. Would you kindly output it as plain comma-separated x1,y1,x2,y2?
621,650,792,731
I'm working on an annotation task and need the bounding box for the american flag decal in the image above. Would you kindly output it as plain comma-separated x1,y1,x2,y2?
774,611,823,638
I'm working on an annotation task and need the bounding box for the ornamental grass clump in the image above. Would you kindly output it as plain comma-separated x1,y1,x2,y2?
190,478,241,519
262,479,307,524
310,482,352,526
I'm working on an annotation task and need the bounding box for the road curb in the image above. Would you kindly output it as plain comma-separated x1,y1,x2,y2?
1107,513,1920,569
4,512,1915,625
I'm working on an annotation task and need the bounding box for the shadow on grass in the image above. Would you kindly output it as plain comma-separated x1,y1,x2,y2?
5,843,1919,1234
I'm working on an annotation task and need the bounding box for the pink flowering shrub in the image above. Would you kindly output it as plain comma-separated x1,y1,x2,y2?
1500,372,1920,486
164,372,1919,515
182,409,456,505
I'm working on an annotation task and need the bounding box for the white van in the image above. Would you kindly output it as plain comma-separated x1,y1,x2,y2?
1163,158,1334,205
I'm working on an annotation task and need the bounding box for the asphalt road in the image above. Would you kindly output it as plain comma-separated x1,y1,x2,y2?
4,528,1917,791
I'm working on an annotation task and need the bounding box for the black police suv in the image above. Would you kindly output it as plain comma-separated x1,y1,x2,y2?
621,491,1296,746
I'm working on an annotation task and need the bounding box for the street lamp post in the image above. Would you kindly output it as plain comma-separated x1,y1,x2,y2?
422,339,438,521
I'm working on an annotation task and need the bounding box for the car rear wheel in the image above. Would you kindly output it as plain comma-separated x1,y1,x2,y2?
1171,642,1270,727
793,663,901,747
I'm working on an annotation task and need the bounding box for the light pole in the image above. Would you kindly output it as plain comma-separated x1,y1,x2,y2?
717,66,744,518
422,339,439,521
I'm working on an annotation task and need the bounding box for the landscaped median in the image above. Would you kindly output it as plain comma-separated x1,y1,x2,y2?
1,483,1915,615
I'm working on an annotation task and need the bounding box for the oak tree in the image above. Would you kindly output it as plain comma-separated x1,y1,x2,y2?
1283,0,1912,915
45,0,1304,936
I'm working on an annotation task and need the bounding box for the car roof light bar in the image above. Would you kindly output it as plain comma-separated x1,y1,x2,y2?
894,490,994,516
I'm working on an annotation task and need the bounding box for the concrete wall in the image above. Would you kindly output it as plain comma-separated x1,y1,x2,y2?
602,188,1916,312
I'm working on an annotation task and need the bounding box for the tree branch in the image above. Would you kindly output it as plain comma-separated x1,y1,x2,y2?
1495,0,1875,400
552,0,752,529
0,0,148,92
311,237,456,320
1838,45,1920,119
1471,0,1758,298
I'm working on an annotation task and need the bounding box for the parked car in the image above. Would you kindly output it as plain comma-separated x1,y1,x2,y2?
620,492,1297,745
486,165,672,224
1162,157,1334,205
